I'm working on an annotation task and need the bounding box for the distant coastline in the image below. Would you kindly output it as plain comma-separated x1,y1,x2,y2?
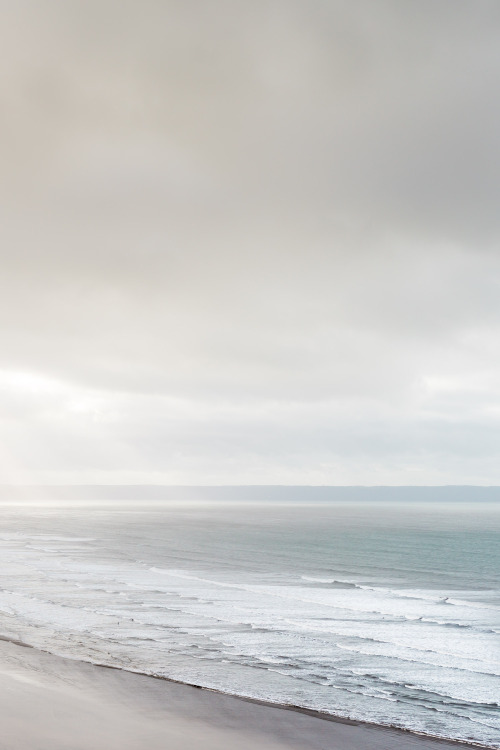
1,484,500,503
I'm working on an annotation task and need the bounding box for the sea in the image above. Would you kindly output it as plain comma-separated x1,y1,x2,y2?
0,500,498,747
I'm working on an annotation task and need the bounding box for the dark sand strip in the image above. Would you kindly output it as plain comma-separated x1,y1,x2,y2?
0,640,484,750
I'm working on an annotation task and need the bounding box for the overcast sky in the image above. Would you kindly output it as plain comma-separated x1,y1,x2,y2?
1,0,500,486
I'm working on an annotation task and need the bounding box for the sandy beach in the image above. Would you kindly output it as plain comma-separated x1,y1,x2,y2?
0,639,482,750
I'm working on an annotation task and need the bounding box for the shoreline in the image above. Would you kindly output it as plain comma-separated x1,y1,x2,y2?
94,661,488,748
0,638,491,750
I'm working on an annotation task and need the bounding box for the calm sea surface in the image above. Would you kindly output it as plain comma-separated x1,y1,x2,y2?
0,501,498,747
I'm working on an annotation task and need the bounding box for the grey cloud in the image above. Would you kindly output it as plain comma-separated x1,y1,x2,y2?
0,1,499,483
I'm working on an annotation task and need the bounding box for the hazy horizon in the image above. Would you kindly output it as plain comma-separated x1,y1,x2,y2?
1,484,500,506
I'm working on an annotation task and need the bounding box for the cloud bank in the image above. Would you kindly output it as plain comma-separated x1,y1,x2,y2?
1,0,500,484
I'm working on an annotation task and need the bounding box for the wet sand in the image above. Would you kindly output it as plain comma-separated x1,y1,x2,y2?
0,639,481,750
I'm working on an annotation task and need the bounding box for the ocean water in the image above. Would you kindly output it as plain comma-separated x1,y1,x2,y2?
0,501,498,747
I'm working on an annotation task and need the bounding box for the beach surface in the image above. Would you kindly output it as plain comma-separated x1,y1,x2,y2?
0,639,481,750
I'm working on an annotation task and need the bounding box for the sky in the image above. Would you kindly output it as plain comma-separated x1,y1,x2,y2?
1,0,500,486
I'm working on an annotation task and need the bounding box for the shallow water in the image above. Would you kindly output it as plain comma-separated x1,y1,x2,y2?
0,501,498,747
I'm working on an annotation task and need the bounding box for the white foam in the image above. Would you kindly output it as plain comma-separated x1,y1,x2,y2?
0,510,498,749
